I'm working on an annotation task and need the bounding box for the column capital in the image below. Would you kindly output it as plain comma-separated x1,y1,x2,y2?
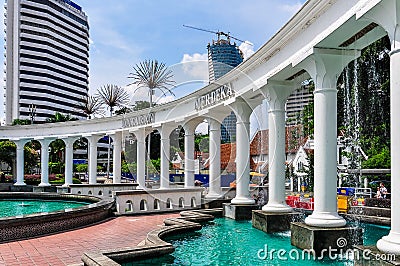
36,137,56,147
131,128,152,141
61,136,79,147
11,138,31,148
84,134,103,145
260,80,296,111
208,118,221,131
182,120,200,135
156,123,176,139
297,48,360,89
230,97,252,123
358,0,400,50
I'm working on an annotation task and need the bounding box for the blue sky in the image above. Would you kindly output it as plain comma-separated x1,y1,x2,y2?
0,0,306,128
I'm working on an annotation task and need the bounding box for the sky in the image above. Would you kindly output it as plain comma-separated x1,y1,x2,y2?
0,0,306,133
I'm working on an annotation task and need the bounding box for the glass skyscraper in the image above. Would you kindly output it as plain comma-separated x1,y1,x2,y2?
207,38,243,143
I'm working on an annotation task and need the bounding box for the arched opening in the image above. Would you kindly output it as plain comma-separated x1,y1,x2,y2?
179,197,185,208
154,199,160,210
125,200,133,212
123,133,137,183
109,190,112,196
77,191,81,194
140,199,148,211
145,130,161,186
98,191,103,196
166,198,173,209
88,190,92,195
191,197,197,208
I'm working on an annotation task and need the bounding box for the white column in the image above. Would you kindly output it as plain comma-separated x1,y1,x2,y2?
231,98,254,205
14,139,30,186
206,119,223,199
159,125,175,189
87,135,100,185
361,1,400,254
38,138,53,187
62,137,77,187
183,123,196,188
377,26,400,255
298,48,358,227
262,83,293,212
112,131,122,184
134,129,147,189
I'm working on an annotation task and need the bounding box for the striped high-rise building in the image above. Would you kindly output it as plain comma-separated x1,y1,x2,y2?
4,0,89,124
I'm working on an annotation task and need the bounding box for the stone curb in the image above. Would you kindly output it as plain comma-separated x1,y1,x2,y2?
81,208,223,266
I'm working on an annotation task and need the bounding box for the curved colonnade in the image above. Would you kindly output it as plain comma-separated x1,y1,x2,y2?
1,0,400,254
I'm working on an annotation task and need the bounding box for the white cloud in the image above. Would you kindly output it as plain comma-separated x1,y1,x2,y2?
279,2,303,15
179,53,209,81
239,41,255,60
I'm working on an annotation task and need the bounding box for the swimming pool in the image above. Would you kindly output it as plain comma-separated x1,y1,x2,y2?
127,218,390,265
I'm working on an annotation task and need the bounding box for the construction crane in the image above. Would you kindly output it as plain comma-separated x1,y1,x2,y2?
183,25,253,46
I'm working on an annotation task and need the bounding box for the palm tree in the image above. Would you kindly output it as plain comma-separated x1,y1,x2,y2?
129,60,175,182
96,84,130,115
78,95,104,119
129,60,175,107
96,84,130,179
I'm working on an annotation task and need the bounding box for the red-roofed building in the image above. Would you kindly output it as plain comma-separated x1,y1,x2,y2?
250,125,307,173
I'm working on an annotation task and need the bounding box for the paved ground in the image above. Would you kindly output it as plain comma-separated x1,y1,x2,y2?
0,213,180,266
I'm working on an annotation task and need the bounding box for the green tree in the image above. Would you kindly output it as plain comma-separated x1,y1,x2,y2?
132,101,152,111
12,119,31,125
46,112,78,123
195,134,209,153
0,140,38,174
75,164,88,172
361,147,390,169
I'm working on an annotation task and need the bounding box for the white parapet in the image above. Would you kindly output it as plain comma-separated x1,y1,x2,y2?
114,188,203,215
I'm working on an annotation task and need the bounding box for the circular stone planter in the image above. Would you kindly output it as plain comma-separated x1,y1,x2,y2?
0,192,114,243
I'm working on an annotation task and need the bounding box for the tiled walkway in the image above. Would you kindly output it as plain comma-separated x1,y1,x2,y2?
0,213,180,266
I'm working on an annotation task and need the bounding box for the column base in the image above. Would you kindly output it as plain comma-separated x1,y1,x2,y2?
291,222,363,256
262,203,293,213
203,198,231,209
252,210,303,233
13,182,26,186
62,183,72,187
377,232,400,255
223,203,258,220
354,245,399,265
305,212,346,227
231,197,255,205
205,192,224,200
38,182,51,187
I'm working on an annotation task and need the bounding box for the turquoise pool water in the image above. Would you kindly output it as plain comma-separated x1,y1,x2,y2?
128,218,390,266
0,199,90,217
